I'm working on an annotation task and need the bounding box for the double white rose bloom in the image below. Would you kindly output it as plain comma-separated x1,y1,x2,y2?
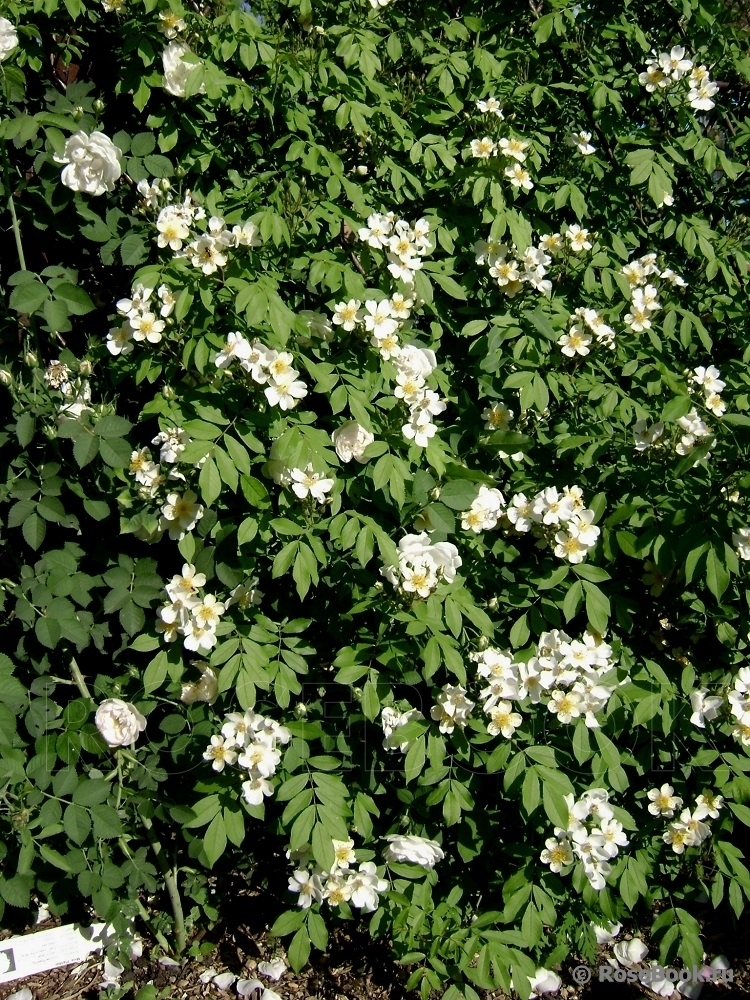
383,834,444,869
162,41,205,98
55,131,123,196
331,421,374,463
95,698,147,747
0,17,18,61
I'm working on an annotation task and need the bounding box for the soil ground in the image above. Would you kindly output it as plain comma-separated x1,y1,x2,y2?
0,889,748,1000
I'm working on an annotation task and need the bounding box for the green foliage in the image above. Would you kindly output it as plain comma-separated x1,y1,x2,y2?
0,0,749,991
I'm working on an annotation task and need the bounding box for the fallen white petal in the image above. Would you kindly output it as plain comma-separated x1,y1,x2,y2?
158,956,182,967
213,972,237,989
258,959,287,981
236,978,263,996
262,989,283,1000
7,989,33,1000
199,968,219,984
100,956,124,988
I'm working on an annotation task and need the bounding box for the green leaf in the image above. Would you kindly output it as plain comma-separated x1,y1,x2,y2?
73,780,110,806
52,282,94,315
35,616,61,649
521,768,541,816
119,600,145,637
99,437,131,467
729,802,750,827
422,502,455,535
16,412,35,447
94,415,133,438
270,909,304,937
288,926,311,972
73,432,99,468
64,803,92,845
199,456,222,507
582,581,610,632
119,232,149,266
361,679,380,721
439,480,478,511
143,153,174,177
509,614,530,648
0,874,33,908
307,910,329,951
131,131,156,157
311,823,335,871
203,812,227,867
404,736,426,783
542,781,569,829
562,580,584,622
290,804,316,852
22,512,46,550
661,395,691,424
705,548,729,601
91,804,124,839
144,650,169,694
431,272,467,299
9,279,49,314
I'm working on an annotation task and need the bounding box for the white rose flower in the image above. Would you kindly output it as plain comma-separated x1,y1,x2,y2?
95,698,147,747
0,17,19,62
383,834,444,868
331,421,375,463
181,666,219,705
54,131,123,196
162,41,205,98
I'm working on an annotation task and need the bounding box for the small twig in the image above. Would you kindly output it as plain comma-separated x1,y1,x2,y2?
350,251,366,276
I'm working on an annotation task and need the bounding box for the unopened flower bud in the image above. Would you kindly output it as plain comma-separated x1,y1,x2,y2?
42,425,58,439
352,687,363,702
355,165,368,176
72,105,84,120
79,359,93,376
0,369,12,385
294,703,307,718
160,178,171,191
477,635,491,649
24,352,38,368
93,98,105,112
175,165,187,178
430,487,441,500
162,385,176,400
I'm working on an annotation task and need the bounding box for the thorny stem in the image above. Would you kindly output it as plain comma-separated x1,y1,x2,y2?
7,191,26,271
139,812,187,954
1,138,26,271
69,657,93,700
118,836,174,954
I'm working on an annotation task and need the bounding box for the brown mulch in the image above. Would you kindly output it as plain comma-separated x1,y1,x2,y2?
0,899,749,1000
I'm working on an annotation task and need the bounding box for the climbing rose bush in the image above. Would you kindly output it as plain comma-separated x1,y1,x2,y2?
1,0,750,995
